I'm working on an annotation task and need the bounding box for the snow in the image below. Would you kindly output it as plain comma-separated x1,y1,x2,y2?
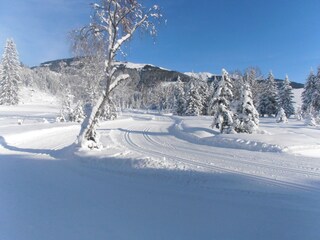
114,61,170,71
1,89,320,240
184,71,216,81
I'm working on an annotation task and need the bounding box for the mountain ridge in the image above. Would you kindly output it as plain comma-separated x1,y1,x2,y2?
35,57,304,89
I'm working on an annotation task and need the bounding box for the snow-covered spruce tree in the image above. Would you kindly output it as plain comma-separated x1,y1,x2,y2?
235,82,259,133
304,106,317,126
311,67,320,114
278,75,295,118
244,66,263,108
57,88,74,122
185,78,203,116
208,69,235,133
206,80,216,114
258,71,278,117
295,106,303,121
0,39,21,105
301,70,317,113
276,107,288,123
198,80,210,115
99,97,117,121
71,101,86,123
74,0,162,149
186,73,209,115
173,76,186,116
230,70,244,106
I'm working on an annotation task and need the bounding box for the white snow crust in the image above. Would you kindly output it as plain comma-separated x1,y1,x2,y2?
1,89,320,240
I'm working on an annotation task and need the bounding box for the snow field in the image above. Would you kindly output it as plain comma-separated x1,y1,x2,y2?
1,97,320,240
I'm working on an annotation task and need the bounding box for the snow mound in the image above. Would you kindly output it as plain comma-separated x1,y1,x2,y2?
170,119,283,152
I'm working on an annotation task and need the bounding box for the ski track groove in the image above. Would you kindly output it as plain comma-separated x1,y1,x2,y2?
149,133,320,179
143,122,320,179
120,122,320,194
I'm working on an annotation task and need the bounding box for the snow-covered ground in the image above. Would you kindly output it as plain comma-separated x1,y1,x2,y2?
1,89,320,240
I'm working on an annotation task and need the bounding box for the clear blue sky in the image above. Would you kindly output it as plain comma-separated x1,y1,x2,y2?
1,0,320,83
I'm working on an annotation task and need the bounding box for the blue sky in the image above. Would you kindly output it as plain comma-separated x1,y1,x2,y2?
1,0,320,83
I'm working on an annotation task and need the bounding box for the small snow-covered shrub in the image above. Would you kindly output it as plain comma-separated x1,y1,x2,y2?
295,106,303,121
70,101,86,123
276,107,288,123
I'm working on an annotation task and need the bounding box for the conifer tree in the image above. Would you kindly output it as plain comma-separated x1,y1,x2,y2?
302,70,317,113
185,79,203,116
100,98,117,121
173,76,186,116
198,80,210,115
57,88,74,122
278,75,295,118
304,106,317,126
311,67,320,113
71,101,86,123
209,69,235,133
235,82,259,133
0,39,21,105
258,71,278,117
276,107,288,123
244,67,263,108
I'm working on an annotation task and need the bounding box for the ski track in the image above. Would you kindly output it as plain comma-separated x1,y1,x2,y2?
111,116,320,194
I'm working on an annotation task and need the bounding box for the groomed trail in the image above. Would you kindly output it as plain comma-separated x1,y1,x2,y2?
1,109,320,240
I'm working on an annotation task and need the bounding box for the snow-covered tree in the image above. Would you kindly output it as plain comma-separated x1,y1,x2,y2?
71,101,86,123
209,69,235,133
295,106,303,121
230,70,244,106
302,70,317,113
311,67,320,113
185,75,204,116
75,0,162,149
57,88,74,122
278,75,295,118
185,78,203,116
258,71,278,117
173,76,186,115
0,39,21,105
276,107,288,123
244,66,263,108
198,80,210,115
20,65,34,87
100,98,117,121
235,82,259,133
184,73,208,115
304,106,317,126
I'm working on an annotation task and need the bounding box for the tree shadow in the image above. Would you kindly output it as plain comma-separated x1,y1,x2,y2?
0,135,75,160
